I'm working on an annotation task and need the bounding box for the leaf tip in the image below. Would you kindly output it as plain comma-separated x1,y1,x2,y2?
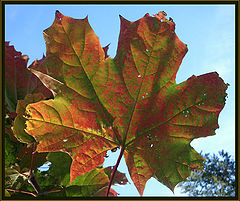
144,13,150,18
84,15,89,21
119,14,132,31
55,10,61,16
55,10,63,21
21,55,29,63
154,11,167,21
119,14,130,23
103,43,110,59
169,185,175,193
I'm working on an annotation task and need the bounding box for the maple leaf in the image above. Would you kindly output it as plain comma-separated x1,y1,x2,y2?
66,166,126,197
5,42,52,112
5,165,28,190
12,93,45,144
46,152,127,197
23,11,228,195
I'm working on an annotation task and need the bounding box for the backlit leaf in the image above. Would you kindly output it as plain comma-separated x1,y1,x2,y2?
47,152,72,186
12,93,45,143
66,166,126,197
46,151,128,197
4,42,52,112
24,11,228,195
5,166,28,189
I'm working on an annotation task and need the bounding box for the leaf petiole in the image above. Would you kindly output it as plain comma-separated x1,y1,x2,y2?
105,146,125,197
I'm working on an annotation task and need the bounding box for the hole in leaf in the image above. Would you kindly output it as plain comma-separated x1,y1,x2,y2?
187,110,189,113
138,74,141,78
63,139,68,142
204,93,207,96
185,115,188,117
150,144,154,147
142,96,145,99
182,111,185,113
146,49,149,52
147,134,152,140
146,92,149,95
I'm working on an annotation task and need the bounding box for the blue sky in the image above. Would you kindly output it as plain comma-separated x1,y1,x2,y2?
5,4,235,197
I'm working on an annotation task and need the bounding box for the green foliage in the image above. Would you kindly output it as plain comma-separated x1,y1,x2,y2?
33,170,65,197
178,150,235,197
5,133,19,167
47,152,72,186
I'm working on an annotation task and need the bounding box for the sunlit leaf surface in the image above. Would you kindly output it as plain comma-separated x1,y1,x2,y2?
24,11,228,195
